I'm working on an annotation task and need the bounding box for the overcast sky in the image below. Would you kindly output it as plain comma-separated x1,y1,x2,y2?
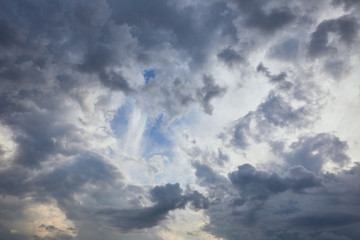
1,0,360,239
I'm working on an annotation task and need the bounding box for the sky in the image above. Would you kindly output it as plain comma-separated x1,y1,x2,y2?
0,0,360,239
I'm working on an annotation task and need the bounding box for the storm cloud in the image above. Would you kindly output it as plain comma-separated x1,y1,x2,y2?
98,183,208,231
1,0,360,239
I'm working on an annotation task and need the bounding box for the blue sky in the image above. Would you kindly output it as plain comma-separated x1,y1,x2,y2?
143,69,156,85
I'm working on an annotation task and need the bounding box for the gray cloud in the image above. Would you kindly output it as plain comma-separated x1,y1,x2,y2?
1,0,360,239
267,38,299,61
258,93,309,127
197,75,227,115
0,166,31,197
0,94,76,168
98,70,132,94
226,91,311,150
308,16,358,58
97,183,208,231
285,133,350,173
230,112,253,149
289,213,360,229
246,7,295,33
201,163,360,240
141,73,228,123
35,224,78,240
107,0,237,67
0,19,21,47
231,0,296,34
217,47,244,66
194,162,228,187
34,154,121,201
257,63,292,89
229,164,321,201
332,0,360,10
77,43,114,74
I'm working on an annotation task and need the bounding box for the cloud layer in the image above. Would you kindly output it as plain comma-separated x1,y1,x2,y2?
0,0,360,239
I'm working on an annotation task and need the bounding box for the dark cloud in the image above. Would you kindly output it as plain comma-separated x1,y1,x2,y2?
56,74,78,91
246,7,295,33
215,149,229,166
272,199,300,216
185,190,210,210
229,164,286,200
231,0,296,33
0,19,20,47
308,16,358,58
229,164,321,201
98,71,132,94
35,224,78,240
202,163,360,240
0,152,124,227
194,162,228,186
290,213,360,230
78,44,114,74
284,166,322,192
197,75,227,114
97,183,208,231
107,0,237,67
34,154,121,201
0,0,131,93
0,98,79,168
256,62,269,74
269,72,287,83
76,35,133,93
0,56,44,83
257,93,308,127
230,112,253,149
0,230,26,240
316,232,352,240
0,153,123,229
285,133,350,173
257,63,292,89
0,166,32,197
217,47,244,66
192,162,322,235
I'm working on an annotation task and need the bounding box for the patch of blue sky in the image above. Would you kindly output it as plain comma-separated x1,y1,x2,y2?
142,113,173,159
110,100,133,138
143,69,156,85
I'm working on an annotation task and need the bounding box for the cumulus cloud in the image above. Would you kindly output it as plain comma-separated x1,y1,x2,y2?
217,47,244,66
197,75,227,115
97,183,208,231
229,164,321,200
308,16,358,58
230,0,296,34
199,163,360,240
284,133,350,173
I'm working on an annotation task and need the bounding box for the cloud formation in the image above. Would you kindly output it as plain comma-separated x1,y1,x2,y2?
0,0,360,239
98,183,208,231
